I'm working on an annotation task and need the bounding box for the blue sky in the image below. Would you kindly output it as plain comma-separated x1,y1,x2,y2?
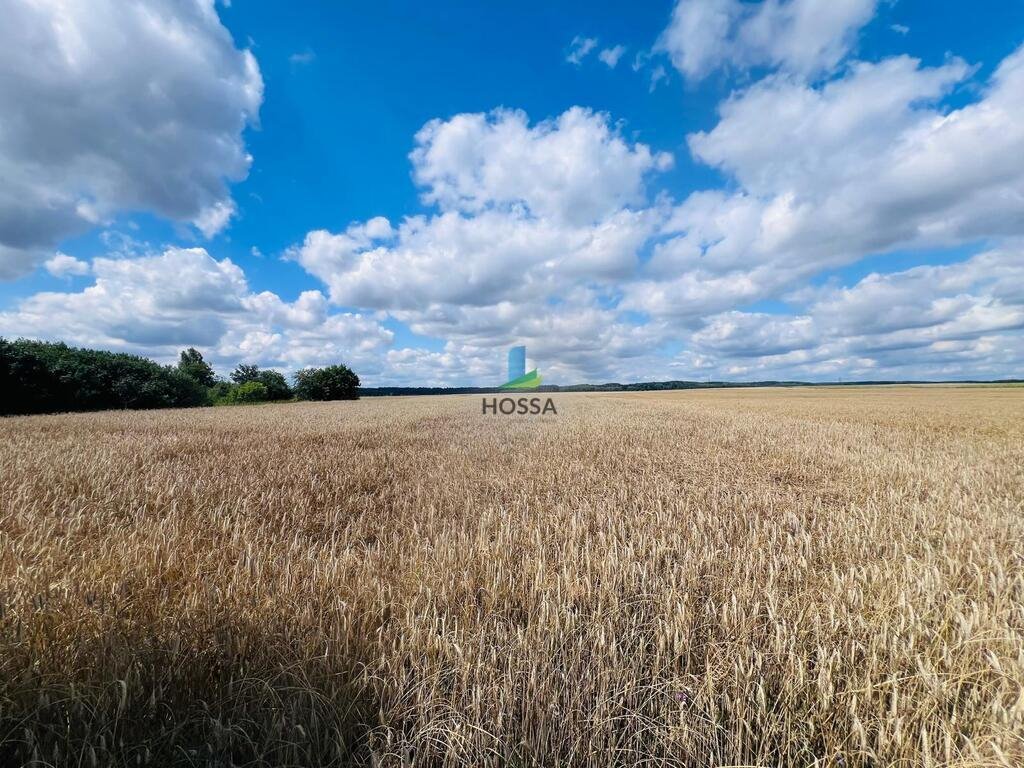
1,0,1023,384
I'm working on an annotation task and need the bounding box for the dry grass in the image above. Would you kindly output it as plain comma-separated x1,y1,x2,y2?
1,386,1022,767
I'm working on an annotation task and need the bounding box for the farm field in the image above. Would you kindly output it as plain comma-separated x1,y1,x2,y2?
1,387,1022,767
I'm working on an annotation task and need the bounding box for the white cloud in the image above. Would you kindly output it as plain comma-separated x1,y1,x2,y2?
2,248,247,349
626,46,1024,320
193,200,238,239
382,347,486,387
381,293,673,386
282,107,679,382
410,107,671,225
566,36,598,65
4,243,672,386
0,0,263,278
685,247,1024,379
289,108,669,316
0,247,393,376
44,253,90,278
599,45,627,68
657,0,878,80
292,208,659,311
686,56,971,198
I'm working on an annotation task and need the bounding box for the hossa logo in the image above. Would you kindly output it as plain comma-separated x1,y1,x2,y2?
501,345,540,390
483,345,558,415
482,396,558,415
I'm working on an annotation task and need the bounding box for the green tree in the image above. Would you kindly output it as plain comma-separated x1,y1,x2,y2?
294,364,360,401
230,363,261,385
177,347,216,387
1,338,209,415
256,369,292,401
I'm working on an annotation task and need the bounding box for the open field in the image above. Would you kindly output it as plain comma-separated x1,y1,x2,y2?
1,387,1022,767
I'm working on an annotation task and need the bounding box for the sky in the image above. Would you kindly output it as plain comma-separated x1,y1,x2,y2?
1,0,1023,385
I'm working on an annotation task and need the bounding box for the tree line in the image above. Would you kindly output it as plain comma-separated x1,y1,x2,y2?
0,339,359,416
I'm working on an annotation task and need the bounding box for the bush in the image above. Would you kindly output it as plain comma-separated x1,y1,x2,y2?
0,338,209,415
230,364,292,401
208,381,234,403
294,365,360,401
221,381,269,405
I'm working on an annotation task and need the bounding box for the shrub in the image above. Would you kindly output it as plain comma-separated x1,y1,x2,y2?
230,364,292,401
221,381,269,405
294,365,360,401
208,381,234,403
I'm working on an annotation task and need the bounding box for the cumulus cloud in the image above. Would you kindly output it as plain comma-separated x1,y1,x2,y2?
288,109,671,353
391,287,672,382
0,247,393,376
383,346,490,387
287,209,668,383
292,208,658,310
193,201,239,240
2,248,245,349
686,55,971,198
410,108,671,225
4,242,671,385
280,107,683,382
289,108,672,311
685,247,1024,379
657,0,878,80
44,253,90,278
0,0,263,278
626,46,1024,320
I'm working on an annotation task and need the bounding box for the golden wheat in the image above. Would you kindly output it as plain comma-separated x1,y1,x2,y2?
1,386,1022,766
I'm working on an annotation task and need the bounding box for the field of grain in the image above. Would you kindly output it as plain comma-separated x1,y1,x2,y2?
1,387,1022,767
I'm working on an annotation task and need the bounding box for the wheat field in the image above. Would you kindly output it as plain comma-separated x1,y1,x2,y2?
1,387,1022,767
